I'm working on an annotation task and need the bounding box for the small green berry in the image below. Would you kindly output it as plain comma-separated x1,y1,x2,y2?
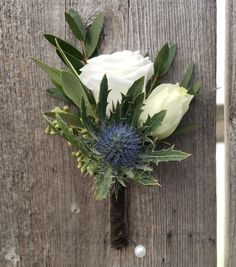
75,151,81,157
77,162,82,169
45,127,50,134
63,106,69,112
50,130,57,135
77,155,84,162
80,129,87,134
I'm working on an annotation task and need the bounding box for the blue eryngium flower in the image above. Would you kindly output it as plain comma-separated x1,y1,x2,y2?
95,124,143,168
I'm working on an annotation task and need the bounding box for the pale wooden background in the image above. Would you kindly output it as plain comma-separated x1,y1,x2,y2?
0,0,216,266
225,0,236,266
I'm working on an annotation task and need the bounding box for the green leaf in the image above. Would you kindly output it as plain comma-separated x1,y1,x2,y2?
162,43,176,76
85,13,105,58
56,39,96,113
144,136,156,150
143,110,167,135
180,63,194,88
135,165,153,172
116,177,126,187
31,57,61,85
126,77,145,101
43,34,83,60
154,43,176,77
97,75,109,124
154,43,169,75
142,146,191,164
51,79,63,89
55,48,84,73
83,84,97,110
173,123,200,136
119,77,145,122
113,102,122,122
55,39,80,77
109,101,122,124
137,173,159,186
77,138,94,155
129,93,145,127
94,167,113,200
129,170,159,186
60,71,93,115
55,114,77,144
197,86,218,96
42,114,61,135
81,98,98,138
90,47,99,58
126,170,134,179
44,109,83,128
47,87,71,102
188,81,201,95
65,10,86,41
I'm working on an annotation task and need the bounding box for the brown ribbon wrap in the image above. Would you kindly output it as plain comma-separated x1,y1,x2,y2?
110,187,128,249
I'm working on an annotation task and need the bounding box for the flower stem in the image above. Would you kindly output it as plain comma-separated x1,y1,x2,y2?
81,41,88,63
148,74,159,96
110,186,128,249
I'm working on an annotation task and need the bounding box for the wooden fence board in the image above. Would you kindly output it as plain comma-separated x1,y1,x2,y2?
0,0,216,266
225,0,236,266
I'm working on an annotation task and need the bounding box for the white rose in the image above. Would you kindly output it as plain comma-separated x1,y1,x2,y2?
79,50,154,112
140,83,193,139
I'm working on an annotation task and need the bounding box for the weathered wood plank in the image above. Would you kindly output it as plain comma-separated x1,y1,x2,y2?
0,0,216,266
0,0,76,266
225,0,236,266
217,105,224,142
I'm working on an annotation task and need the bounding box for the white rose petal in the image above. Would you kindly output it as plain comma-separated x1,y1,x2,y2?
79,50,154,113
140,83,194,139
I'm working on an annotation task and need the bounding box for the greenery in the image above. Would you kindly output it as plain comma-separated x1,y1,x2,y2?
32,9,198,200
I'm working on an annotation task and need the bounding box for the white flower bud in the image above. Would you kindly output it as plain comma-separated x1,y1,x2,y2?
140,83,193,139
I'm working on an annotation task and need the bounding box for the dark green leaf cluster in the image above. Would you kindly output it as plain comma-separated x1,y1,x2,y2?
32,9,198,200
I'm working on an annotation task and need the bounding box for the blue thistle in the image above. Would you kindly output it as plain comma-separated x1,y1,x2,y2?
95,124,143,168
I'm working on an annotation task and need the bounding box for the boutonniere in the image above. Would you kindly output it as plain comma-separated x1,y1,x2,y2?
32,9,201,257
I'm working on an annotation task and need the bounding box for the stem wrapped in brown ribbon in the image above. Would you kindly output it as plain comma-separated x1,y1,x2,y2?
110,187,128,249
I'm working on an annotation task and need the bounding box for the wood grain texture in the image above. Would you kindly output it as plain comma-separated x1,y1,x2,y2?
225,0,236,266
0,0,216,266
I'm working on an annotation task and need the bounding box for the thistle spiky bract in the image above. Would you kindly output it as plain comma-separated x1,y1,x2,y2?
33,9,193,200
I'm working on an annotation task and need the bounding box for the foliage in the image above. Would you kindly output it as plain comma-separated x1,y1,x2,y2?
33,9,197,200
